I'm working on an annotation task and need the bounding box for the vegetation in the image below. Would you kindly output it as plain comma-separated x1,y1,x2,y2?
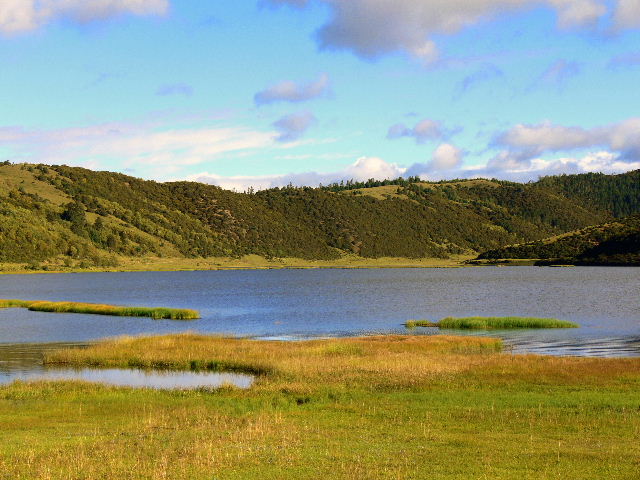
0,334,638,478
406,316,579,329
0,299,199,320
405,319,440,328
534,170,640,218
479,214,640,266
2,162,639,270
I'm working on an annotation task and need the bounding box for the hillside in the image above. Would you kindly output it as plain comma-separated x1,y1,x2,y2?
1,163,638,269
477,214,640,266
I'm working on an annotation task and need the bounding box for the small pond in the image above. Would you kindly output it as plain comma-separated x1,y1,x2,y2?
0,342,254,390
0,367,254,390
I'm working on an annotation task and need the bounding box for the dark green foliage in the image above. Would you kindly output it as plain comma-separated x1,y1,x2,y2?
479,214,640,265
534,170,640,218
1,164,639,265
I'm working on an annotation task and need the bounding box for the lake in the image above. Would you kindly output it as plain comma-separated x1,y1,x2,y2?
0,267,638,360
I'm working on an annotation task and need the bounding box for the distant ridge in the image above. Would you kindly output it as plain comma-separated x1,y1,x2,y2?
478,214,640,266
1,162,638,268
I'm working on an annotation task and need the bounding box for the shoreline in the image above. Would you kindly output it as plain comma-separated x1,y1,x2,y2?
0,254,542,275
0,255,470,275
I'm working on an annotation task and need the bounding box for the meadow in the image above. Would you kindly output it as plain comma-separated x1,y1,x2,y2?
1,334,639,479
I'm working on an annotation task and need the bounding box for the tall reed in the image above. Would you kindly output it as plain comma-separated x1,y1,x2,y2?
0,299,199,320
406,316,578,329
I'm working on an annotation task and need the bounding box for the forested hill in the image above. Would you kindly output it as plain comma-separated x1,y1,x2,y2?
478,214,640,266
0,162,638,268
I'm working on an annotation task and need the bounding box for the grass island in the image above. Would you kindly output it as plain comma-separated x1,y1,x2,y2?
0,299,199,320
406,316,579,329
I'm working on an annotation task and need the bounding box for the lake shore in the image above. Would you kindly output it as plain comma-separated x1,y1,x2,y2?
2,333,639,478
0,253,511,275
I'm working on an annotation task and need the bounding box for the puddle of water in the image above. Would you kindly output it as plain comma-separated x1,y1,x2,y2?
0,367,254,390
0,343,254,390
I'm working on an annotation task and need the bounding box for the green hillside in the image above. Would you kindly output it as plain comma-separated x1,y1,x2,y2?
533,170,640,218
1,162,637,269
478,214,640,266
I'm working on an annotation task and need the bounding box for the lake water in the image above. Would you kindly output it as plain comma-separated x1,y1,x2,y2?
0,267,638,366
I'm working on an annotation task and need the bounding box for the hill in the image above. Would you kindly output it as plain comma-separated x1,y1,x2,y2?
1,162,638,270
477,214,640,266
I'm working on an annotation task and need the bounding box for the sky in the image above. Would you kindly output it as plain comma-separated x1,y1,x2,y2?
0,0,639,190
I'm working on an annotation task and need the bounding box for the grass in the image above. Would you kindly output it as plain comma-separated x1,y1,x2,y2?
406,316,579,330
1,333,639,479
0,253,476,275
0,299,199,320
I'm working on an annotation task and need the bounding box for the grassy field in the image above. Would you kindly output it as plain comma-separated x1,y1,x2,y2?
0,254,476,275
1,334,639,479
406,316,579,329
0,299,199,320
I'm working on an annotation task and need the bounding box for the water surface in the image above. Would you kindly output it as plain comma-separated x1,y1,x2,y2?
0,267,638,357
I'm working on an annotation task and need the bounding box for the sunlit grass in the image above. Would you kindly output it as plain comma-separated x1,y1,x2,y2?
406,316,579,329
0,299,199,320
1,334,638,479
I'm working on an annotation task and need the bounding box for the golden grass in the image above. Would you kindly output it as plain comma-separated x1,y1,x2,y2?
0,299,199,320
3,334,640,479
0,253,476,275
47,334,503,390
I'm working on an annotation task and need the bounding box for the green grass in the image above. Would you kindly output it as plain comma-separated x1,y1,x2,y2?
0,299,199,320
405,319,439,328
1,334,639,479
406,316,579,329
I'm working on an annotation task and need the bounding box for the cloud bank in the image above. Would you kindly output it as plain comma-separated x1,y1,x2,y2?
267,0,639,62
190,156,406,191
0,0,168,34
0,117,274,177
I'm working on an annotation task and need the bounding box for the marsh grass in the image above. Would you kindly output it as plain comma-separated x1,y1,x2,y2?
406,316,578,330
3,334,640,479
0,299,199,320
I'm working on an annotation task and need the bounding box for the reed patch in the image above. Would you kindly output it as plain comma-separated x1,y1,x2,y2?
406,316,579,329
0,299,199,320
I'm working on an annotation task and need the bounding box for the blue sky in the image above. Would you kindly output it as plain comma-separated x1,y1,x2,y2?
0,0,639,189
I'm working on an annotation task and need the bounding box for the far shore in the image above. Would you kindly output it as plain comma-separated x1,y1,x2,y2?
0,254,539,275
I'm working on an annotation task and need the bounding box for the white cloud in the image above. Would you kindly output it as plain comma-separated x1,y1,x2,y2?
254,73,331,105
614,0,640,29
404,143,464,178
494,118,640,163
266,0,633,62
430,144,464,171
190,156,406,191
479,151,640,181
273,111,317,142
0,118,274,178
387,119,445,144
0,0,168,34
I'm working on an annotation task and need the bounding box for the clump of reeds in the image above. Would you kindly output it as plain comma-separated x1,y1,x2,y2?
0,299,33,308
405,319,439,328
406,316,578,330
0,299,199,320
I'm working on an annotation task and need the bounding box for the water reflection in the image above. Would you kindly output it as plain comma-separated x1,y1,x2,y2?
0,343,253,390
1,367,254,390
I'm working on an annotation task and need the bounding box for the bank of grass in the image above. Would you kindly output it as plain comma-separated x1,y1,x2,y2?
0,299,199,320
0,254,475,275
2,334,639,479
406,316,579,329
